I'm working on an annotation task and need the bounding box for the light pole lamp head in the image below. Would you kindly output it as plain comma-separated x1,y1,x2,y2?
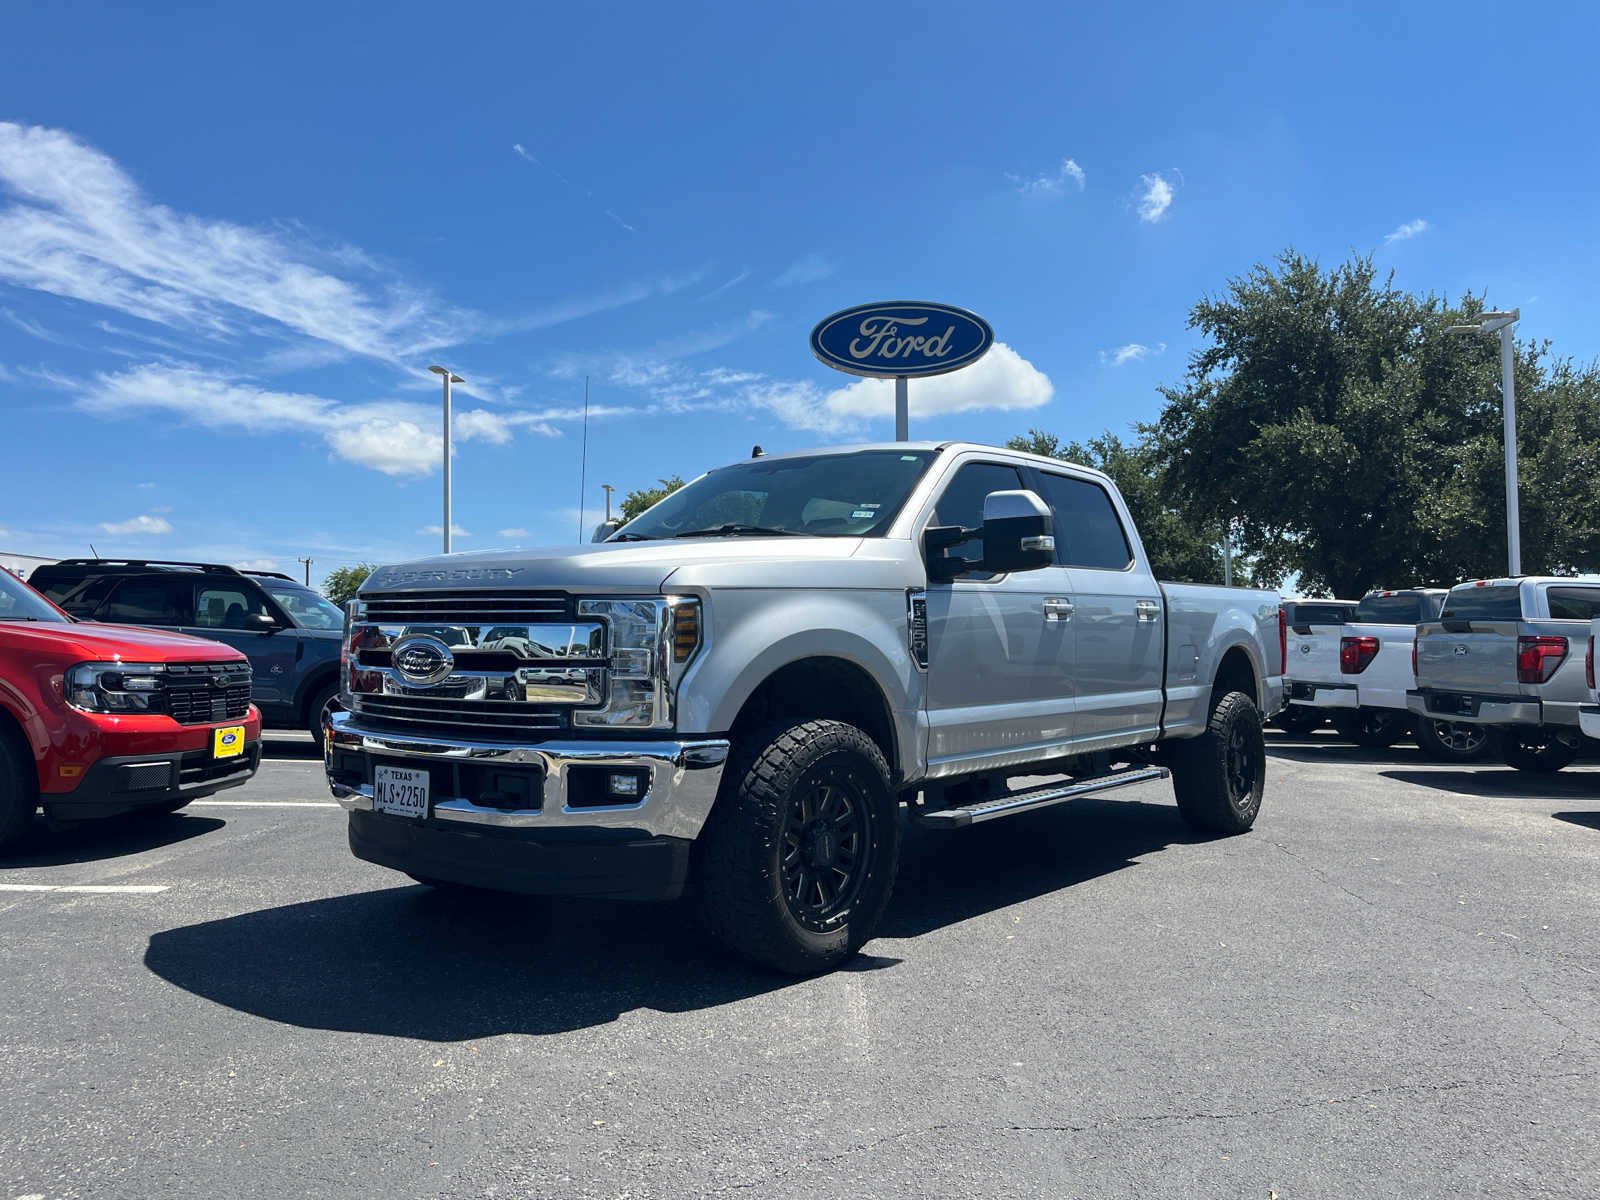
428,364,465,383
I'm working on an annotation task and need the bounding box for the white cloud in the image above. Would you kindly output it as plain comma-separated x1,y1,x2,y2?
738,343,1054,435
1136,172,1176,222
326,417,441,476
773,254,835,288
1009,157,1086,196
497,528,530,539
1100,341,1167,367
98,514,172,535
233,558,279,572
453,408,512,444
701,269,751,300
418,524,470,537
1385,218,1429,243
0,122,471,364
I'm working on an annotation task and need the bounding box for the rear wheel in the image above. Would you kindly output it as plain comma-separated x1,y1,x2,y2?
695,718,900,975
1500,728,1580,773
0,730,36,850
1275,705,1324,735
1331,708,1409,748
1414,719,1488,763
1171,690,1265,835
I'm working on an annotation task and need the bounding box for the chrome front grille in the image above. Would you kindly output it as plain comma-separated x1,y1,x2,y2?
348,694,566,732
360,590,570,624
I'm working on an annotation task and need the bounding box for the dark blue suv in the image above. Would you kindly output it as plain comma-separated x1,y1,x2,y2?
30,560,344,745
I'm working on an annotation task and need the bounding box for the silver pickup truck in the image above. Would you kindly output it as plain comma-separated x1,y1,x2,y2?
325,441,1285,973
1410,576,1600,771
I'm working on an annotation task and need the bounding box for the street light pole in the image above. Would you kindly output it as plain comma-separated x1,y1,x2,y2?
1445,310,1521,575
428,365,464,555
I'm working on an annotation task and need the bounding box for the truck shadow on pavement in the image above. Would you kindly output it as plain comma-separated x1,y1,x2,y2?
1264,735,1438,767
1553,812,1600,831
1,812,225,869
141,795,1198,1040
1380,768,1600,801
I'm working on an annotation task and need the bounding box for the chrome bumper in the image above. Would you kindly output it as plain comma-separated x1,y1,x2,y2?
1406,690,1543,726
324,711,729,840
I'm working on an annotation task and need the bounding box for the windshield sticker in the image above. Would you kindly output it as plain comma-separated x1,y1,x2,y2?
851,509,876,519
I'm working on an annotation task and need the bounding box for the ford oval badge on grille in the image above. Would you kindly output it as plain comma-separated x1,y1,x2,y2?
1454,645,1469,656
393,634,455,686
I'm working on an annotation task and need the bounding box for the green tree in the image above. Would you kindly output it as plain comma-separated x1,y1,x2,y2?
1006,429,1237,583
620,475,686,523
323,562,377,606
1146,250,1568,597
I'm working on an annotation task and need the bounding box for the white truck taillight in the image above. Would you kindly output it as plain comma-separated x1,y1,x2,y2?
1339,635,1379,674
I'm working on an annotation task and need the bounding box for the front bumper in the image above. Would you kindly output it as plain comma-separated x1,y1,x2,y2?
1284,679,1358,709
323,711,729,840
44,742,262,819
1407,689,1550,727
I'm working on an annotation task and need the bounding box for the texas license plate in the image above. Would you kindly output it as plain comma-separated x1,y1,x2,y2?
212,725,246,759
374,765,430,819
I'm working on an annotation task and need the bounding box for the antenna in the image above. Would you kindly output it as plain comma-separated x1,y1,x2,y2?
89,543,99,557
577,375,590,544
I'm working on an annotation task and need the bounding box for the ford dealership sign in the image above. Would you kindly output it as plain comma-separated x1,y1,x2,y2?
810,300,994,379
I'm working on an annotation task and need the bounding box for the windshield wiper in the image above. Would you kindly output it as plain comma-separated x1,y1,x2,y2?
671,524,802,539
607,532,657,542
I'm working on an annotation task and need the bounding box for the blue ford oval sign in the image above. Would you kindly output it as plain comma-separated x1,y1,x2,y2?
810,300,994,379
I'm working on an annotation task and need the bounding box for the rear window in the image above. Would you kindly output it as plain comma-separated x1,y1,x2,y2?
1355,594,1432,624
1546,587,1600,620
1286,602,1355,626
1033,472,1133,570
1441,586,1523,622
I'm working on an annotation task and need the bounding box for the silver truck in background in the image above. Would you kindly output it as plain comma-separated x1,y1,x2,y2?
325,442,1284,974
1410,577,1600,772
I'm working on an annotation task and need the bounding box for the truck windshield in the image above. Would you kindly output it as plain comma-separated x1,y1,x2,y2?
614,450,938,540
1440,586,1523,622
0,570,69,623
261,582,345,630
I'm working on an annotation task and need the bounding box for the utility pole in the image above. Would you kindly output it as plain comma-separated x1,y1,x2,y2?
1445,310,1521,575
601,484,614,522
297,557,313,585
428,365,464,554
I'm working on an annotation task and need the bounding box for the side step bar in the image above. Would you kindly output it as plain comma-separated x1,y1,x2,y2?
916,766,1170,829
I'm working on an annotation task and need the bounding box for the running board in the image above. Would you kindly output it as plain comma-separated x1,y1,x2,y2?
916,766,1170,829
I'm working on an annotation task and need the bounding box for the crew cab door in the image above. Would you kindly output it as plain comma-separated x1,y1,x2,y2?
920,459,1075,776
1027,466,1165,745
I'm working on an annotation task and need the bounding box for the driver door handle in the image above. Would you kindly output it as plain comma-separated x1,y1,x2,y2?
1043,597,1074,622
1136,600,1161,622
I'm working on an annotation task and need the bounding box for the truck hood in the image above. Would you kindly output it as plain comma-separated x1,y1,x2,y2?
0,620,247,664
362,537,889,594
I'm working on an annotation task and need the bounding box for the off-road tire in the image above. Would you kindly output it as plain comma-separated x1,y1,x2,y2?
1275,705,1324,736
0,727,37,850
1171,690,1265,836
1331,708,1408,748
1500,729,1580,773
695,718,900,975
1414,718,1489,763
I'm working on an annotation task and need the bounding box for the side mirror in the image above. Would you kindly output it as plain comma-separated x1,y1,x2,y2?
591,519,622,543
980,489,1055,574
248,611,283,633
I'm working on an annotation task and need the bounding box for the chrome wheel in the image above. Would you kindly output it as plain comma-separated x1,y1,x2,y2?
1431,721,1485,756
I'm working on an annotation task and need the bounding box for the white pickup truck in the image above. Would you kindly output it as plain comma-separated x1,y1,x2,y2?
325,441,1285,973
1278,597,1357,734
1410,577,1600,771
1283,588,1475,756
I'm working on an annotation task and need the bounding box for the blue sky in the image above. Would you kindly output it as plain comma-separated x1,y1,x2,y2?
2,1,1596,582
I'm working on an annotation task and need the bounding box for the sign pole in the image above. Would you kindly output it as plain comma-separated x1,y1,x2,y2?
894,375,908,441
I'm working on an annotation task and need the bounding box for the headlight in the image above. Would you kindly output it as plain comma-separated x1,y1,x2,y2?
575,597,702,730
65,662,167,713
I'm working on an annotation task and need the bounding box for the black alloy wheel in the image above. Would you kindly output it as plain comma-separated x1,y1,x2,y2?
1226,722,1258,805
780,765,874,932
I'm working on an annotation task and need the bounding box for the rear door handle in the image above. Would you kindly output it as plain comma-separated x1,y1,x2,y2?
1136,600,1161,623
1043,598,1074,622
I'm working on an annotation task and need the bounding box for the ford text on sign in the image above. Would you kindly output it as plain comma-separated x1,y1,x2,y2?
810,301,994,379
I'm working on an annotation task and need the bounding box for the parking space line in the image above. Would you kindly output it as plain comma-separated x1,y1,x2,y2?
189,800,339,808
0,883,169,894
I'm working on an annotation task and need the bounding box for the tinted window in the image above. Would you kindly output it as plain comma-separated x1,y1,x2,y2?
1033,472,1132,570
195,583,270,629
29,569,84,601
100,577,193,625
55,576,116,616
1287,602,1356,626
1546,587,1600,620
1355,594,1426,624
617,450,937,539
1441,586,1523,622
931,462,1025,564
261,582,344,630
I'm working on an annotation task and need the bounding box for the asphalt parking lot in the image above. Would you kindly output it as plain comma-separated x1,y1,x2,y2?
2,730,1596,1200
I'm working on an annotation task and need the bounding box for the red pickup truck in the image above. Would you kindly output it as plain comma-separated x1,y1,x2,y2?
0,567,261,848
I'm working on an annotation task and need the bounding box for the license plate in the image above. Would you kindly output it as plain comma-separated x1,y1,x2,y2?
212,725,246,759
374,765,430,819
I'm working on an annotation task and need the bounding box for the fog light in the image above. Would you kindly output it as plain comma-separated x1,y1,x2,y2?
607,772,642,798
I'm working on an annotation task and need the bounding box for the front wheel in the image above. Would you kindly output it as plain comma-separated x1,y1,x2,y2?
307,681,342,750
1414,719,1489,763
1171,690,1265,835
1331,708,1409,748
1275,705,1324,735
1500,728,1580,773
695,718,900,975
